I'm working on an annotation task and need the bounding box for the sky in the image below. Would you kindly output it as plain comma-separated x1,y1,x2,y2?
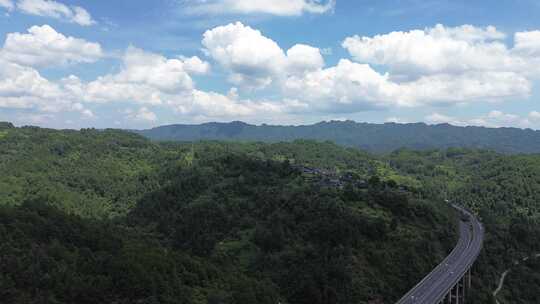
1,0,540,130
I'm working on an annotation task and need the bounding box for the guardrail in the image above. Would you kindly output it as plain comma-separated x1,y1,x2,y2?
395,204,484,304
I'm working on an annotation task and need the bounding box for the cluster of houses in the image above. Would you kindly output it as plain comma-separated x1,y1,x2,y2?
292,165,369,189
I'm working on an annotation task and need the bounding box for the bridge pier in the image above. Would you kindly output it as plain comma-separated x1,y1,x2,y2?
467,268,472,289
445,276,468,304
395,206,483,304
456,281,460,304
448,283,459,304
461,276,466,303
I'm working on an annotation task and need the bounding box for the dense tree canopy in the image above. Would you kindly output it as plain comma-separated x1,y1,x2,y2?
0,124,539,303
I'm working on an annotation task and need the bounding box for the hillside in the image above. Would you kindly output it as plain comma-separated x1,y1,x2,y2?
133,121,540,154
0,125,455,304
1,124,540,303
385,148,540,303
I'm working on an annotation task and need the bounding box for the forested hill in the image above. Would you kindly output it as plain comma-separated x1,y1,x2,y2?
134,121,540,154
0,124,456,304
1,124,540,303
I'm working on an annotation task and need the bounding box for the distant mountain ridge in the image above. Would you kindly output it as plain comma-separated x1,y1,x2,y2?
134,120,540,154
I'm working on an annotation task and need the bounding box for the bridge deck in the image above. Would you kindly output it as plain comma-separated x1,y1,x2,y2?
396,205,484,304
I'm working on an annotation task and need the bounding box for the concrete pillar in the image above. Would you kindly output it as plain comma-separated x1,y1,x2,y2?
462,276,466,304
455,282,460,304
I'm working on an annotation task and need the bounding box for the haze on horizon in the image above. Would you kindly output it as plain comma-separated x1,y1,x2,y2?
1,0,540,130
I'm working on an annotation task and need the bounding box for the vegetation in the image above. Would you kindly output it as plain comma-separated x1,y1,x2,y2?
497,257,540,303
1,123,540,303
385,149,540,303
134,120,540,154
0,125,455,304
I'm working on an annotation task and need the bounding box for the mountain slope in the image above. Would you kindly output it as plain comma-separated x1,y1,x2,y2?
0,125,456,304
134,121,540,154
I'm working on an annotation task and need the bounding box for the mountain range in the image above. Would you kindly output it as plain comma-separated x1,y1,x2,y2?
133,121,540,154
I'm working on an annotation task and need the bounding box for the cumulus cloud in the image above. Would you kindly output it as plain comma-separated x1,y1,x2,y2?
0,0,14,11
0,26,99,117
425,113,465,126
286,44,325,75
187,0,335,16
284,59,398,111
284,62,530,111
514,31,540,56
342,24,517,77
283,23,539,113
341,24,540,81
70,46,208,104
16,0,95,26
126,107,157,122
425,110,534,128
530,111,540,120
2,21,540,127
0,42,280,123
0,58,63,110
180,56,211,75
203,23,532,114
385,117,410,124
202,22,325,88
169,89,284,119
0,58,93,116
1,25,103,67
71,102,94,118
202,22,288,88
58,46,285,121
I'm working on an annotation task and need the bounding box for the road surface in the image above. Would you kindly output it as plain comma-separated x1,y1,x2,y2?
395,205,484,304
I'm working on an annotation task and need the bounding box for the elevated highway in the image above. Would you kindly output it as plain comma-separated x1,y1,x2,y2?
396,205,484,304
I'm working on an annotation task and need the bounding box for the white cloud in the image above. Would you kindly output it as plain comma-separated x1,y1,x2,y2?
202,22,287,88
72,46,208,104
16,0,95,26
0,0,14,11
397,71,530,105
512,31,540,77
530,111,540,120
110,46,197,92
71,102,94,118
203,22,325,88
385,117,410,124
284,60,530,111
127,107,157,122
187,0,335,16
2,21,540,127
342,24,516,77
0,58,63,109
341,24,540,82
203,23,532,114
70,6,94,26
425,113,464,125
284,59,398,111
286,44,325,75
170,89,283,118
0,58,92,116
514,31,540,56
1,25,103,67
425,111,533,128
0,26,99,117
56,46,284,121
180,56,211,75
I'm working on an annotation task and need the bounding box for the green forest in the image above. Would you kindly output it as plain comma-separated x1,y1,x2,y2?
0,122,539,303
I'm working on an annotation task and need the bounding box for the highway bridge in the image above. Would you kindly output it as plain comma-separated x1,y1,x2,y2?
396,204,484,304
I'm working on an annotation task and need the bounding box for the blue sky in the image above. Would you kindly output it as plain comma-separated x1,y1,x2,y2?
1,0,540,129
